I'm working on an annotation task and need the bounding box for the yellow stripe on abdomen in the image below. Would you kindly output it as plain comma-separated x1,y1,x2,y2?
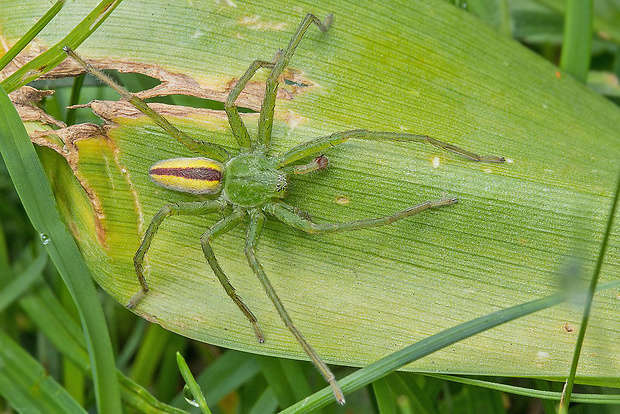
149,157,223,194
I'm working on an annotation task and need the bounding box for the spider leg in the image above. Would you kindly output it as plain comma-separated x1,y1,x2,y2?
199,209,265,342
225,59,275,149
280,154,329,175
63,47,230,162
263,198,458,234
129,200,224,308
257,13,332,147
277,129,505,167
245,210,345,405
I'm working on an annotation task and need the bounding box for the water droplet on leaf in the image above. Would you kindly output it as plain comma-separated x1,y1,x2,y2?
183,385,200,408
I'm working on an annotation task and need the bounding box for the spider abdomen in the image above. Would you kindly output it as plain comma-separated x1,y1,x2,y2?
223,154,287,207
149,157,224,194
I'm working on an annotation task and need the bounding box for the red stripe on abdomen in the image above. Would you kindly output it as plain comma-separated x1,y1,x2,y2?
150,167,222,182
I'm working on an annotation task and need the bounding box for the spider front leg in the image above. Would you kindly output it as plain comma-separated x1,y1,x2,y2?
129,200,224,308
63,47,230,162
245,210,346,405
199,209,265,342
258,13,332,147
225,59,274,149
278,129,506,167
282,154,329,175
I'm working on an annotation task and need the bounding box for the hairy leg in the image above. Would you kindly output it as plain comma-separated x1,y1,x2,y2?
225,59,274,149
244,210,345,405
199,209,264,342
64,47,230,162
129,200,223,308
278,129,505,167
257,14,332,147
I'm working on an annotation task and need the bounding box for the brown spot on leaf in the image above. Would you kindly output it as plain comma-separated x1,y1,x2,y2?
562,322,574,333
282,67,317,94
335,195,351,205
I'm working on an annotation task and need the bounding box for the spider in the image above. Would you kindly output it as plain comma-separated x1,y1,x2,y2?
64,13,504,405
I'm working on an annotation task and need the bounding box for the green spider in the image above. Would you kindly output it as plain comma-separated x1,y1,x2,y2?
64,13,504,405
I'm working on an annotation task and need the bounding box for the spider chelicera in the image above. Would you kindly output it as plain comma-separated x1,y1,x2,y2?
64,13,504,405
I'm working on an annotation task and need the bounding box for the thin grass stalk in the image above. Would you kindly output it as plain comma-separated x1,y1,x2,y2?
0,252,46,313
169,351,261,407
372,377,396,414
559,169,620,411
129,323,171,385
559,0,593,82
248,388,279,414
426,373,620,404
18,281,187,413
66,73,85,125
176,352,213,414
0,0,65,71
0,0,122,93
0,330,87,413
384,373,436,414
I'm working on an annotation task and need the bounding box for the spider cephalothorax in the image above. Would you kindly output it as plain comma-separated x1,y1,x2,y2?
65,13,504,405
222,153,288,206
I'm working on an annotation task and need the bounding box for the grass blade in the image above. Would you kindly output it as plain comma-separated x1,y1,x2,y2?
248,388,279,414
66,73,85,125
130,323,172,385
0,330,87,413
427,373,620,404
373,377,396,414
0,86,122,413
384,374,437,414
559,0,593,82
0,250,46,312
170,351,261,407
0,0,65,71
559,168,620,411
0,0,122,93
257,356,298,408
176,352,213,414
18,281,187,413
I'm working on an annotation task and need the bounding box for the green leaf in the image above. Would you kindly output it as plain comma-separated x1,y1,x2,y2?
537,0,620,44
373,377,396,414
3,0,619,403
169,350,261,408
383,374,437,414
280,280,620,412
0,330,87,413
428,373,620,404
